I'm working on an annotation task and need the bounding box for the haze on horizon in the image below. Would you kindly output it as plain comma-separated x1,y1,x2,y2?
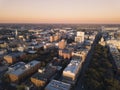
0,0,120,24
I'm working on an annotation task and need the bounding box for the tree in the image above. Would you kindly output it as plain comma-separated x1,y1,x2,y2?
83,44,119,90
16,85,25,90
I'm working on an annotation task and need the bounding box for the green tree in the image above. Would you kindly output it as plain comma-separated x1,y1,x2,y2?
16,85,25,90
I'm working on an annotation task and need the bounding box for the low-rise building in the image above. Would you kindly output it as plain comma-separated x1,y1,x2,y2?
31,65,60,87
8,60,41,82
0,49,7,55
72,49,88,61
4,52,26,64
45,80,71,90
0,41,7,48
59,49,72,59
49,33,60,42
7,62,26,73
62,59,83,84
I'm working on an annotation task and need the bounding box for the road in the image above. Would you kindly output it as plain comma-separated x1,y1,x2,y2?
75,32,102,90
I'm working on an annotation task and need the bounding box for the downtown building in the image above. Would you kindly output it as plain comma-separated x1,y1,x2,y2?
4,52,26,64
58,39,67,49
31,65,61,87
75,31,84,43
8,60,41,83
62,58,83,84
59,48,72,59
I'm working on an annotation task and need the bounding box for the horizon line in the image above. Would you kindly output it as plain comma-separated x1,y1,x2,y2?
0,22,120,25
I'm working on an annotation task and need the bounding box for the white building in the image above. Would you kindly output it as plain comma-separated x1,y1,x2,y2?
62,59,82,84
75,31,84,43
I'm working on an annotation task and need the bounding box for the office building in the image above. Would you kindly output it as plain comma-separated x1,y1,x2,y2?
72,50,88,61
75,31,84,43
58,39,66,49
8,60,41,82
59,48,72,59
7,62,26,73
62,59,82,84
49,33,60,42
4,52,26,64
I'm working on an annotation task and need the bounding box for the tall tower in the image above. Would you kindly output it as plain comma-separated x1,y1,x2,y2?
15,29,18,38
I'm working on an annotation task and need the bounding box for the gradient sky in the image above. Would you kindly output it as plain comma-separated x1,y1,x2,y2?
0,0,120,24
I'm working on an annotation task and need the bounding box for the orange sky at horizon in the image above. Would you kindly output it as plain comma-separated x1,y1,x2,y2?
0,0,120,24
0,17,120,24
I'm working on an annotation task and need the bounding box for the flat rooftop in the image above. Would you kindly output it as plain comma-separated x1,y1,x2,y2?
45,80,71,90
31,66,57,81
4,52,25,57
9,60,40,76
63,59,82,75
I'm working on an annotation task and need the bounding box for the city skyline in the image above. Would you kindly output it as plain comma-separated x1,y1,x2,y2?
0,0,120,24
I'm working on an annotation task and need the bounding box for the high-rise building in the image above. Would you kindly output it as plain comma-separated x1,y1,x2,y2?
75,31,84,43
58,39,66,49
15,29,18,38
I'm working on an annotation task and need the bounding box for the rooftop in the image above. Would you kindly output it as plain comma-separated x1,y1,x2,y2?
9,60,40,76
45,80,71,90
31,66,57,81
4,52,25,58
62,49,72,53
7,62,25,73
63,59,82,75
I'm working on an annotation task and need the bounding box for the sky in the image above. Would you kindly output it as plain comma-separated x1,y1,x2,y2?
0,0,120,24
